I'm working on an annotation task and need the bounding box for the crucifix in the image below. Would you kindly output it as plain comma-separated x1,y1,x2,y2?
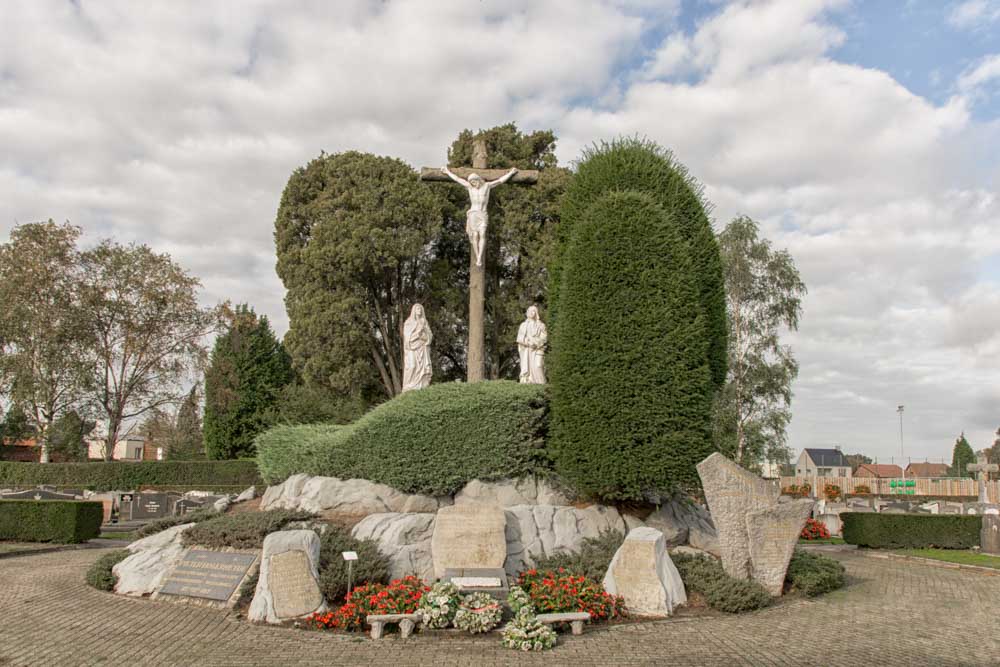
420,137,538,383
968,453,998,504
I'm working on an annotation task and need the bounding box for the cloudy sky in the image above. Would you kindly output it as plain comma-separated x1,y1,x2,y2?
1,0,998,464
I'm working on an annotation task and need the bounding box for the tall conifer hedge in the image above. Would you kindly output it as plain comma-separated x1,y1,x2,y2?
549,138,727,390
548,191,715,500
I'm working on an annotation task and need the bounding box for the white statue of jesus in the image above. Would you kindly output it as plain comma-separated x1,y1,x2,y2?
402,303,433,392
517,305,547,384
442,165,518,266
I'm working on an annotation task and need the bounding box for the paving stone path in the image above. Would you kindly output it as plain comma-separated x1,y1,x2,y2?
0,548,997,666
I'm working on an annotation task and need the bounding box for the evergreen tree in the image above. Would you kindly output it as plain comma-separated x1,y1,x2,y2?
47,410,95,462
170,386,204,460
203,306,293,459
949,433,976,478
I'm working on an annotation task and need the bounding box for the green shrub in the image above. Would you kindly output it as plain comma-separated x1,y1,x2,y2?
85,549,131,591
236,571,259,608
135,507,219,538
317,525,390,602
550,137,726,390
256,381,550,495
0,460,260,492
672,552,771,613
181,509,313,549
533,529,624,581
785,550,846,596
0,500,103,543
841,513,981,549
548,191,714,501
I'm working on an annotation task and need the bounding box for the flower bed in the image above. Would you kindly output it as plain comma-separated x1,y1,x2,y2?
517,569,626,621
307,576,428,631
800,517,831,540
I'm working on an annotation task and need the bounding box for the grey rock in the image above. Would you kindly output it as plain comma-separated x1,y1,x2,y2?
351,513,436,581
260,474,450,516
503,504,628,577
746,499,814,596
248,530,325,624
235,486,256,503
454,478,571,507
114,523,195,596
645,498,718,550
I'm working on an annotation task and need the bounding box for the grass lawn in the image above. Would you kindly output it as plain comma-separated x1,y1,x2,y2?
98,532,137,541
0,542,58,554
799,537,845,545
895,549,1000,569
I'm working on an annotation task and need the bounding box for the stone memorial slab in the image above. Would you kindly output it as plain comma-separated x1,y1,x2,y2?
602,527,686,617
270,549,323,620
431,504,506,579
249,530,325,623
443,567,509,599
174,498,207,515
158,550,256,603
747,499,814,596
130,493,173,520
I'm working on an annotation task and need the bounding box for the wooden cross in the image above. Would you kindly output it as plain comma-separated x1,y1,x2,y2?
420,137,539,383
968,453,998,504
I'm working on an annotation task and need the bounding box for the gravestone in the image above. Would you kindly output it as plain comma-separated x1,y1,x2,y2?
129,493,173,521
817,512,843,535
984,515,1000,555
431,504,506,580
249,530,325,623
602,527,686,617
157,550,257,604
697,453,812,594
174,498,207,516
0,489,77,501
968,454,998,504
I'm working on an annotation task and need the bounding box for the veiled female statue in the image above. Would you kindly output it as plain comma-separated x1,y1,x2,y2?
517,305,547,384
402,303,433,392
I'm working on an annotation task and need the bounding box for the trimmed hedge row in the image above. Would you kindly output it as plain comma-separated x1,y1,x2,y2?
0,460,261,492
0,500,103,543
256,380,550,495
841,512,981,549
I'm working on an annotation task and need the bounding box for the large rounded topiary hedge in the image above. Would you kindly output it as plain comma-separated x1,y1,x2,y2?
549,137,727,390
548,191,715,501
256,380,548,495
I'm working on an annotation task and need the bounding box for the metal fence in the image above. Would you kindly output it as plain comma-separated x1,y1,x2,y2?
778,476,999,503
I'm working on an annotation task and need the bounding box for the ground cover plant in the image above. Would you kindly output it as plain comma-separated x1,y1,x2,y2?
181,509,312,549
785,550,846,596
85,549,131,591
0,499,103,543
842,513,981,549
317,525,389,601
671,552,772,613
533,529,623,580
135,507,219,538
256,381,549,495
893,549,1000,570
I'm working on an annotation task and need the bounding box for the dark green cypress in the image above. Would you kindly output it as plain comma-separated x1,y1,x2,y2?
548,192,715,500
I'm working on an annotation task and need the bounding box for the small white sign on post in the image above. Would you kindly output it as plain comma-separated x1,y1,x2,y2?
342,551,359,595
341,551,358,561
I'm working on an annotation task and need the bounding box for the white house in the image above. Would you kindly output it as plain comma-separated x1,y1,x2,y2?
795,448,852,478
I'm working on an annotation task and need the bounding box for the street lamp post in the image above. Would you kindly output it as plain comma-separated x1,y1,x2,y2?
897,405,905,482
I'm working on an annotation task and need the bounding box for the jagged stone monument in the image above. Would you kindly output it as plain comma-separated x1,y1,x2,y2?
602,527,686,617
697,453,813,596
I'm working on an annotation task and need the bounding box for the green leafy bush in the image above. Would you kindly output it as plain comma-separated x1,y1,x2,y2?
550,137,726,390
256,381,549,495
533,529,624,581
841,513,981,549
236,571,259,608
85,549,131,591
181,509,312,549
317,525,390,602
0,500,103,543
134,507,219,538
672,553,772,613
785,550,846,596
548,190,714,501
0,460,260,492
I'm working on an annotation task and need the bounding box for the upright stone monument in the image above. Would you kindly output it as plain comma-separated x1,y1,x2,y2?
249,530,325,624
982,515,1000,556
430,504,506,580
697,453,813,595
968,453,998,504
602,527,686,617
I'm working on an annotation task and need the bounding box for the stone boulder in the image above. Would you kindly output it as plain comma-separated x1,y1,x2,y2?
260,474,451,517
602,527,686,617
114,523,194,596
454,478,571,507
503,504,629,577
351,513,436,581
431,504,507,579
644,497,719,552
234,486,256,503
249,530,325,624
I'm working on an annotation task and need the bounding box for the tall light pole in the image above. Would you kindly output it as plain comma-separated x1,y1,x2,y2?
897,405,905,481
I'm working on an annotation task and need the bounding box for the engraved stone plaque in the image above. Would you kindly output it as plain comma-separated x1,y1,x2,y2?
431,505,506,579
158,550,257,602
269,549,322,619
452,576,502,588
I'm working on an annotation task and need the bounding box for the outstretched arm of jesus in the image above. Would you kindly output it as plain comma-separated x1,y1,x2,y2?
441,166,470,188
487,167,518,191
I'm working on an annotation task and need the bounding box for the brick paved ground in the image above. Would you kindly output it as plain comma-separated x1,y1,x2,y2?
0,549,997,666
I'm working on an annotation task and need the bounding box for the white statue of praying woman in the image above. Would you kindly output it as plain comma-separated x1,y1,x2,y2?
441,165,518,267
402,304,433,392
517,305,547,384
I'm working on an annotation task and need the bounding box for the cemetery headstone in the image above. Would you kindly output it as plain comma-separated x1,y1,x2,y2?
602,527,686,617
157,550,257,605
129,493,173,521
968,454,998,504
249,530,325,623
174,498,207,516
431,504,507,580
983,515,1000,555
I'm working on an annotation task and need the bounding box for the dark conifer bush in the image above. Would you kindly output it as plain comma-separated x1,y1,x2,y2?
548,191,714,500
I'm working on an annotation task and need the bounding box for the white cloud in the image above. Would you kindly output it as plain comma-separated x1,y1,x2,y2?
948,0,1000,29
1,0,998,463
958,54,1000,93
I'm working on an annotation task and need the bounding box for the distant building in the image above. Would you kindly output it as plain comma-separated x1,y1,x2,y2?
854,463,903,479
796,448,852,478
86,435,162,462
905,462,950,478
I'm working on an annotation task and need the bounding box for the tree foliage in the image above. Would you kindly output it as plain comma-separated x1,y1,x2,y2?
0,221,91,462
548,137,727,390
171,385,205,460
47,410,95,462
203,305,293,459
548,191,714,501
949,433,976,478
79,241,219,460
713,216,806,469
845,453,873,473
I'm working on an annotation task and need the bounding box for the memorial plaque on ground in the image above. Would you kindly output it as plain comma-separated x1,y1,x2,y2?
158,550,257,602
443,567,509,600
269,549,323,619
129,493,173,520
